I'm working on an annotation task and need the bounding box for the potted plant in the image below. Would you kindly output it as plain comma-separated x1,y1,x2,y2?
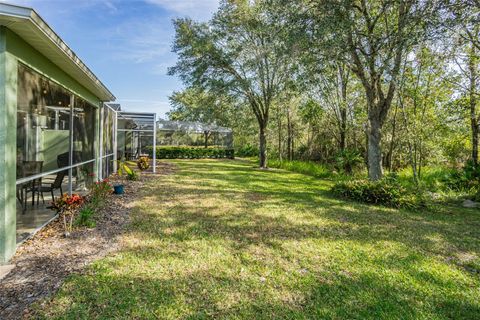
114,158,133,194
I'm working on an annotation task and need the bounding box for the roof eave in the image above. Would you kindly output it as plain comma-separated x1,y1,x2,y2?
0,3,115,102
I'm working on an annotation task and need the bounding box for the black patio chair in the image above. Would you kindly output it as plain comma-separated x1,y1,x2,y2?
36,170,67,204
18,160,43,212
57,151,81,180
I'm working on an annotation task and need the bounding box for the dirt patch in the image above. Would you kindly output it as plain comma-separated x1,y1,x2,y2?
0,162,176,320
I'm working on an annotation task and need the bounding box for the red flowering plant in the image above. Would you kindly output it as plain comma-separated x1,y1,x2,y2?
89,178,113,206
51,193,85,236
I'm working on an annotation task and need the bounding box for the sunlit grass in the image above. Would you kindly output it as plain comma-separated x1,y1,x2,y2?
268,159,332,179
396,166,458,191
34,159,480,319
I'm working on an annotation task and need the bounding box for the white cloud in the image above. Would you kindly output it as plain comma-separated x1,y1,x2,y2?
145,0,219,21
101,1,118,13
102,18,172,64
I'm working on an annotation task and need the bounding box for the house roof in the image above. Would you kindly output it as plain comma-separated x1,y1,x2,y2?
0,3,115,101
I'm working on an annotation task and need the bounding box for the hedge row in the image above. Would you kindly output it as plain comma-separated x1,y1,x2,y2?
146,146,235,159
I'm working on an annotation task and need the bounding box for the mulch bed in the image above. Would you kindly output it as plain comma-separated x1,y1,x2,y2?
0,162,175,320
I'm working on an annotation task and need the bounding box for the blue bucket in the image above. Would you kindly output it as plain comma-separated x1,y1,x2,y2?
114,185,124,195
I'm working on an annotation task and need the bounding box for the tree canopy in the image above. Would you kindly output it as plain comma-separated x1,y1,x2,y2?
169,0,479,183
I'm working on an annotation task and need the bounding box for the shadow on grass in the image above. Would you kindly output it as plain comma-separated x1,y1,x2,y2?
146,161,480,259
39,251,480,319
38,159,480,319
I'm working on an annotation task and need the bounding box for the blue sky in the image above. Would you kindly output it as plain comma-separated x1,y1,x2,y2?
3,0,219,118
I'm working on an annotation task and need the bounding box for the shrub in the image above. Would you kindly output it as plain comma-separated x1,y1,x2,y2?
474,188,480,202
436,161,480,194
236,144,258,157
89,179,113,206
137,156,150,171
335,149,363,174
117,158,133,178
147,146,235,159
50,179,115,234
332,177,426,209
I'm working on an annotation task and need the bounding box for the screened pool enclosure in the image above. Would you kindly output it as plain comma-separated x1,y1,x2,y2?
15,88,156,243
0,3,154,263
157,120,233,148
117,111,157,164
15,64,114,243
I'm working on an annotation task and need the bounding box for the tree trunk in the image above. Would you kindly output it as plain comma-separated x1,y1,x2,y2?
287,109,292,161
469,44,478,168
364,122,369,170
367,118,383,181
338,63,349,152
400,96,419,185
471,100,479,168
252,99,269,169
259,125,267,168
291,135,295,160
204,131,209,148
277,115,282,162
339,90,347,152
387,103,398,172
339,126,346,151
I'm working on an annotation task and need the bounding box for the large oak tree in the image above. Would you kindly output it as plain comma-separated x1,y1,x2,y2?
170,0,296,168
305,0,442,180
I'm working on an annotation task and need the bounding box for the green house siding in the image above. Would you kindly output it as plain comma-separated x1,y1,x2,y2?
0,27,17,264
0,26,104,264
5,28,101,107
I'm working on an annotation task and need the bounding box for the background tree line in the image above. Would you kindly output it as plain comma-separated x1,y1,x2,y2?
168,0,479,185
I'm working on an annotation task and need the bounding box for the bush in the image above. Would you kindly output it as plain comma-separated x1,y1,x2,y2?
90,179,113,206
236,144,258,157
334,149,363,174
49,179,115,234
76,179,113,228
396,164,480,202
435,161,480,195
269,160,331,179
146,146,235,159
332,177,426,209
137,156,150,171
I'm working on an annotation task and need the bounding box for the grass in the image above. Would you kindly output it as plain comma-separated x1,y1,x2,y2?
396,166,458,191
396,166,475,202
35,159,480,319
268,159,332,179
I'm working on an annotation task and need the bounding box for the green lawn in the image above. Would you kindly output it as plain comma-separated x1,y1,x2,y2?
37,159,480,319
